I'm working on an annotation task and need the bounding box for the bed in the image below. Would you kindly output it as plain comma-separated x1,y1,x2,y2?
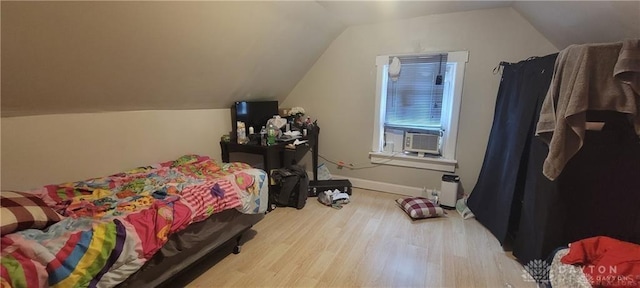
0,155,268,287
546,236,640,288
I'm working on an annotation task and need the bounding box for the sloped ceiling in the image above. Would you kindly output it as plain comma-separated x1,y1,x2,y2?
1,1,345,117
513,1,640,49
2,1,639,117
315,1,511,26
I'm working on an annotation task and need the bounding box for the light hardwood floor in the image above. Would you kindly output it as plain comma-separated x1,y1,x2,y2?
177,188,536,288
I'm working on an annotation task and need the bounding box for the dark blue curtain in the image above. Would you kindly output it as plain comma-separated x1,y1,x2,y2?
514,110,640,263
467,54,557,247
469,53,640,264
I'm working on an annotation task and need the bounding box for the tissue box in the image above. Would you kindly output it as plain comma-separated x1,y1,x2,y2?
308,180,352,197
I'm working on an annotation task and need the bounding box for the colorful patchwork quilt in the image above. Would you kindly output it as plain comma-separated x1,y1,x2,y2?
0,155,268,287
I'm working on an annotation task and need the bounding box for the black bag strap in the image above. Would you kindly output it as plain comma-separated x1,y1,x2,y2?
288,165,308,179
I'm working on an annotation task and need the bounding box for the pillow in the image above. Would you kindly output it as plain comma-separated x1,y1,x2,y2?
396,197,444,219
1,191,63,235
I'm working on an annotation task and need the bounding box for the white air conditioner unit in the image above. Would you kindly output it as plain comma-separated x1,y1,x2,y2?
404,132,441,155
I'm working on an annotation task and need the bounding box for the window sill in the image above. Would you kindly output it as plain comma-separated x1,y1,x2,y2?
369,151,457,172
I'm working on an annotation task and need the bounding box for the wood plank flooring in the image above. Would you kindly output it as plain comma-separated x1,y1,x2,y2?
176,188,536,287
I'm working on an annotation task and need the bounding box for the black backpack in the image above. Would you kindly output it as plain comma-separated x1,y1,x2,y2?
270,165,309,209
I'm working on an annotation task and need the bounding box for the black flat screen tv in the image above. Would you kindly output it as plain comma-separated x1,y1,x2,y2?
231,101,279,140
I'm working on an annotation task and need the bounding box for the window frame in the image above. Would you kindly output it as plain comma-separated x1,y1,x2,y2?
370,50,469,172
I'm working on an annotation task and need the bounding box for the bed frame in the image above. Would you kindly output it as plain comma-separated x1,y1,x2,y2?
117,209,264,287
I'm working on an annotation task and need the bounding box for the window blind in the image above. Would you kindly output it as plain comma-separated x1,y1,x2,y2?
385,54,447,130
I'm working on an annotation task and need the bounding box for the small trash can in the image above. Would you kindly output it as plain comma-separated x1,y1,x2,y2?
440,174,460,208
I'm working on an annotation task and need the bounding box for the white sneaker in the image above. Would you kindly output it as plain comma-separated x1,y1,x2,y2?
332,192,350,203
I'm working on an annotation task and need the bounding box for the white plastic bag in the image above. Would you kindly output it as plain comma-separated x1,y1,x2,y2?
456,196,475,220
317,163,332,180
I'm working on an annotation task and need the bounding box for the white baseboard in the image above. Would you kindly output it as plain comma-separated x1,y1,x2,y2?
308,171,424,197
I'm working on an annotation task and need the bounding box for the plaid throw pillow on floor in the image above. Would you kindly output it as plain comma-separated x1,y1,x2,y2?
396,196,444,219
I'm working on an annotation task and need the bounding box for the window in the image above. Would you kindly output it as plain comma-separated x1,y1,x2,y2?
370,51,468,172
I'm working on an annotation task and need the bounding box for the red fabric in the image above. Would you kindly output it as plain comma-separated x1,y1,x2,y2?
124,200,178,259
561,236,640,287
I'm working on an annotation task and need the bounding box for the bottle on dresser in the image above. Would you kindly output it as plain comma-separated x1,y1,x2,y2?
260,126,267,146
267,123,276,145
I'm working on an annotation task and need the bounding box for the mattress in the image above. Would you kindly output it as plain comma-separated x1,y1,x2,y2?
1,155,268,288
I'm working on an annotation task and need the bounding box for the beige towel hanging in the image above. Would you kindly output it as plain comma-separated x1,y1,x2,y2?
536,39,640,180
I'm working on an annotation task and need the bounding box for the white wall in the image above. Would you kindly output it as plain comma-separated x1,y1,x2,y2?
282,7,558,194
1,109,231,190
